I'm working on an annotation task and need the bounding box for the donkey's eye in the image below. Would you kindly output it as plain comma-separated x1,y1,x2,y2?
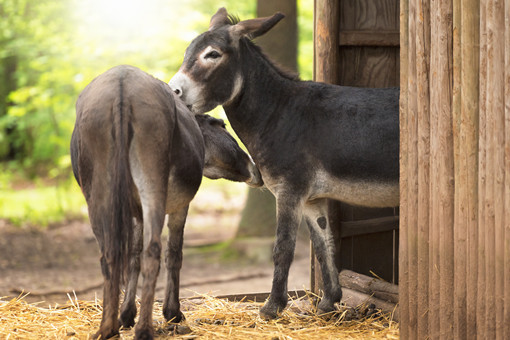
204,50,221,59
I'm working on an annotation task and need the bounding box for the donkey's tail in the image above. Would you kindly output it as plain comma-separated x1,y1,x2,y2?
105,87,135,288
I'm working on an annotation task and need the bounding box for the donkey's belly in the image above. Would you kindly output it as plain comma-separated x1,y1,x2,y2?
311,174,399,208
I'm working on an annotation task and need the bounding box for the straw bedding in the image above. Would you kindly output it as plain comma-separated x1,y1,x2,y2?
0,292,399,339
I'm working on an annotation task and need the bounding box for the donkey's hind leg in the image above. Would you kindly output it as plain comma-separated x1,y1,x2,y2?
163,206,189,324
119,216,143,328
303,199,342,314
88,205,122,340
130,163,168,339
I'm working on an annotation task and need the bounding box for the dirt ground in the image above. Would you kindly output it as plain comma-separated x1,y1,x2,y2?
0,189,310,306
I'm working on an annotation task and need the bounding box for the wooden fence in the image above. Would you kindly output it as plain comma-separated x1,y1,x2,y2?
399,0,510,338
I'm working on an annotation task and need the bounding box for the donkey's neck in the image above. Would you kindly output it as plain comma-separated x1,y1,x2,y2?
223,39,299,158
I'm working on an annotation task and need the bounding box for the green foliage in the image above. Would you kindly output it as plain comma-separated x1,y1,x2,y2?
0,171,86,227
0,0,314,226
297,0,314,80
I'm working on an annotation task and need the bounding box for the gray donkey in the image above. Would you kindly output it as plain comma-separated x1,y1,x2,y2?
169,8,399,320
71,65,262,339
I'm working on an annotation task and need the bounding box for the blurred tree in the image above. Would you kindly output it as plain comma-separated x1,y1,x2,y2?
235,0,297,239
0,0,260,179
0,0,77,174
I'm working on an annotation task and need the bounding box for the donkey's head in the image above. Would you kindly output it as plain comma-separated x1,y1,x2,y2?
169,8,284,114
196,114,263,187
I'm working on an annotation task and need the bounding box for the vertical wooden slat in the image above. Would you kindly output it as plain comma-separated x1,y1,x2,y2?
487,1,506,339
453,0,480,338
415,1,431,337
428,2,440,335
505,2,510,338
483,0,497,338
429,0,455,338
398,0,410,338
406,0,419,337
503,0,510,339
460,0,480,338
478,1,488,338
401,0,508,338
452,0,465,337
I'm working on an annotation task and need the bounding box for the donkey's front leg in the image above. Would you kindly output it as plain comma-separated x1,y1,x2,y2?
162,206,189,324
260,195,303,320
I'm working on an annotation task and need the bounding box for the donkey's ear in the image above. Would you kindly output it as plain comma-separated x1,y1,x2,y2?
209,7,230,30
231,12,285,39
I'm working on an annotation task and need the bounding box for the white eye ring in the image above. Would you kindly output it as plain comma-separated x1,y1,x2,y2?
204,50,221,59
200,46,222,63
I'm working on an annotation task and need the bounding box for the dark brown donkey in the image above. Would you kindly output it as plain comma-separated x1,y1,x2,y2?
71,65,262,339
169,8,399,320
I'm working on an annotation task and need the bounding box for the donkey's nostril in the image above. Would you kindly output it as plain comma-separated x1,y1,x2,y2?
174,88,181,96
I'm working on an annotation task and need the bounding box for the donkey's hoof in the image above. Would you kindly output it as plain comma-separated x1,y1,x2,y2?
92,328,119,340
163,309,185,324
134,327,154,340
119,308,137,328
317,299,336,315
259,302,283,320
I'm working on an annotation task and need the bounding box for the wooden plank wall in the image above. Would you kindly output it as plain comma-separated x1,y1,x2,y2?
400,0,510,338
315,0,400,287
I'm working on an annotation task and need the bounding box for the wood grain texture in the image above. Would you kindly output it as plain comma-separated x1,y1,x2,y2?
315,0,339,84
505,2,510,339
339,30,399,46
398,0,409,335
339,48,398,87
400,0,509,338
340,0,399,31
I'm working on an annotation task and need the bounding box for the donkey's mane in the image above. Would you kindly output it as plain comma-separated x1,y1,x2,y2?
224,13,300,81
227,14,241,25
241,37,300,81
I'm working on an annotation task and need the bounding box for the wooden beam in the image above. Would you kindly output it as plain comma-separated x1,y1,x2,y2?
339,30,400,47
339,216,399,238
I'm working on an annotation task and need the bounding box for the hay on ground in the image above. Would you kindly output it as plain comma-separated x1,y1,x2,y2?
0,291,399,339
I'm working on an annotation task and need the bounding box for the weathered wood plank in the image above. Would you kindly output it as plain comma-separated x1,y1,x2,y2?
398,0,409,337
415,0,431,337
477,1,488,338
433,1,455,338
505,1,510,338
339,47,398,87
340,0,399,31
453,0,480,338
405,0,419,337
339,30,399,46
339,216,399,238
487,0,506,338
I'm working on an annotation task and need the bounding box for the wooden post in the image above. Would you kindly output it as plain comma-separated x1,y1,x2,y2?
312,0,339,295
314,0,339,84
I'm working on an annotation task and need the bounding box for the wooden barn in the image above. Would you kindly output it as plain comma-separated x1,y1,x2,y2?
314,0,510,338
